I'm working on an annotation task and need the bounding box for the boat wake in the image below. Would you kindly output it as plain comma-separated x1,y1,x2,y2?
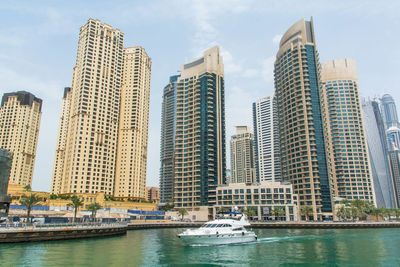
189,235,318,247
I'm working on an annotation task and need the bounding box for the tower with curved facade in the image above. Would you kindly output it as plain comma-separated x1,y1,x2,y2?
274,18,332,219
320,59,376,205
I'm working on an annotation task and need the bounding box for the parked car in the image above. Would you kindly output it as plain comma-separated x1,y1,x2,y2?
182,218,191,222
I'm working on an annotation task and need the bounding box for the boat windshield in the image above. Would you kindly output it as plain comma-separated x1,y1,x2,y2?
202,224,232,228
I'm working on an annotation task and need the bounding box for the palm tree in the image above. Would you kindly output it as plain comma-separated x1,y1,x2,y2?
392,209,400,220
67,195,84,223
301,206,313,221
19,194,42,223
243,206,257,220
271,207,285,221
336,206,349,221
23,185,31,191
178,208,188,220
86,202,102,221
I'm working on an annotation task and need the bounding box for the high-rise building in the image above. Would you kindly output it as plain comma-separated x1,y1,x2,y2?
51,87,72,194
252,94,281,182
388,146,400,208
0,91,42,187
381,94,399,129
230,126,256,184
53,19,124,195
274,18,332,219
362,100,396,208
320,59,375,204
52,19,151,198
159,75,179,203
173,46,226,208
114,47,151,198
380,94,400,149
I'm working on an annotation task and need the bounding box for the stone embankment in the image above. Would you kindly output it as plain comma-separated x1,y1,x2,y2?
0,223,127,243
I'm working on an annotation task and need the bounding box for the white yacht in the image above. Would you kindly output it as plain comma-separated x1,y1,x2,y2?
178,215,257,245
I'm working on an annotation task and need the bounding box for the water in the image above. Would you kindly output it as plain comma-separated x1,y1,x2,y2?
1,228,400,266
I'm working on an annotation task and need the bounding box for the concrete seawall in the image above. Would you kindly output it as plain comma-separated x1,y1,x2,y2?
0,224,127,243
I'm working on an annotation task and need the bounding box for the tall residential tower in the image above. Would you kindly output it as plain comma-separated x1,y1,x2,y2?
114,47,151,198
230,126,256,184
320,59,375,204
0,91,42,187
159,75,179,203
173,46,226,208
274,18,332,219
252,94,281,182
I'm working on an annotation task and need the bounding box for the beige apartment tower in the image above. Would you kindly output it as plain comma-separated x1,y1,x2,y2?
230,126,256,184
52,19,125,195
0,91,42,187
114,47,151,198
320,58,375,204
274,18,333,219
51,87,72,194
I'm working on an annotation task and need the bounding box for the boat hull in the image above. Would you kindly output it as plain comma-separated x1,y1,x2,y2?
178,232,257,245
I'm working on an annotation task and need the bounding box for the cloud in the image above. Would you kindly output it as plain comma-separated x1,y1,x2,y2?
272,34,282,45
243,69,259,78
220,48,242,73
261,56,275,82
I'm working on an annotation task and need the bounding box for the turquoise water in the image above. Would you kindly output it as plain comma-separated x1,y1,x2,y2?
1,228,400,266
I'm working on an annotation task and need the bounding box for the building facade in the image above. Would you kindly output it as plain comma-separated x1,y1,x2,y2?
0,149,12,216
274,18,332,219
320,59,375,204
145,186,160,202
215,181,298,221
52,19,151,199
388,147,400,208
51,87,72,194
0,91,42,187
173,46,226,208
159,75,179,203
230,126,256,184
252,94,281,182
362,100,396,208
114,47,152,198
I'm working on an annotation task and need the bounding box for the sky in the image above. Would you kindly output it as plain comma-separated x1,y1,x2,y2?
1,0,400,192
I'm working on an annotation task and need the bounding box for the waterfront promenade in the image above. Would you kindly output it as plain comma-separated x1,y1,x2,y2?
0,223,127,243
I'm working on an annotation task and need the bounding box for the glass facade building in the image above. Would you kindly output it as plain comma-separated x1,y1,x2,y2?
173,46,226,208
159,75,179,203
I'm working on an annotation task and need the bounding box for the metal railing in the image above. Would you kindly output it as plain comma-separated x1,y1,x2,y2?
0,222,127,231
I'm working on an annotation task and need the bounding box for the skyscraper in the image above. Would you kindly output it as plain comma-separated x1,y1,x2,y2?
0,91,42,187
114,47,151,199
52,19,151,198
53,19,124,195
388,147,400,208
51,87,72,194
362,100,396,208
173,46,226,208
274,18,332,219
160,75,179,204
320,59,375,204
379,94,400,150
252,94,281,182
230,126,256,184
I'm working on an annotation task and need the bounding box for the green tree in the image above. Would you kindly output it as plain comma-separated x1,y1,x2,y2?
164,199,174,211
19,194,42,223
392,209,400,220
23,185,31,191
243,206,257,220
178,208,188,220
336,205,350,221
67,195,84,223
87,202,102,221
271,207,286,221
301,206,314,221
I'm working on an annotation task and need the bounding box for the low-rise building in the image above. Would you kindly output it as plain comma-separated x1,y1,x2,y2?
145,187,160,202
215,182,298,221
